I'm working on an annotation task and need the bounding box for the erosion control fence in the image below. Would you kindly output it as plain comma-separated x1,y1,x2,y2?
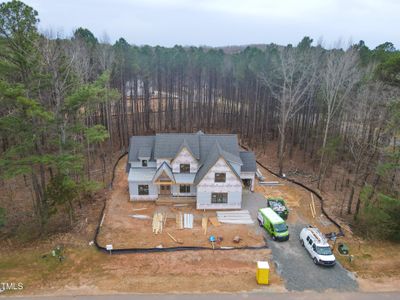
240,144,344,236
94,151,268,254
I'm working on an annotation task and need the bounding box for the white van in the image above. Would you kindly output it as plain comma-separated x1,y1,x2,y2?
299,226,336,266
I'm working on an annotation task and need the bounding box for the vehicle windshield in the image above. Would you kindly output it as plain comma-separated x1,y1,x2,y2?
273,223,287,233
316,246,333,256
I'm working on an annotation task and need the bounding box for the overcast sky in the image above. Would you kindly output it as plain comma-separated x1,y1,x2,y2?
23,0,399,49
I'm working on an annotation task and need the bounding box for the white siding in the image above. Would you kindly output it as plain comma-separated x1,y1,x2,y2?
157,159,171,168
196,158,242,209
131,161,156,168
129,182,158,201
171,147,199,173
171,184,197,196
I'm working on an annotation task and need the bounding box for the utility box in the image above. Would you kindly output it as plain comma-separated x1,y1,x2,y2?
256,261,270,285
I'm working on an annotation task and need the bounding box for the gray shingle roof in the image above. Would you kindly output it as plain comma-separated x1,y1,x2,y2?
153,161,175,182
127,132,256,179
154,134,200,159
194,141,241,185
128,136,155,162
239,151,257,172
138,146,152,158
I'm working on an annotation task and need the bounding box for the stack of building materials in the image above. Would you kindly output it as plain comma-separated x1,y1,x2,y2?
202,216,208,235
183,213,193,228
152,212,164,234
176,212,184,229
216,210,254,224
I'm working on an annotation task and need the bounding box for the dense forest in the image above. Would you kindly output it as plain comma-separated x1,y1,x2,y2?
0,1,399,241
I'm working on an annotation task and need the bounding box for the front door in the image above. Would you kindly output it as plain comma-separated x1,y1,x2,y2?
160,185,171,195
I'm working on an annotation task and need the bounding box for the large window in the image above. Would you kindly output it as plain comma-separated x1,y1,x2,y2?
142,160,148,167
138,185,149,195
180,164,190,173
215,173,226,183
180,185,191,193
211,193,228,204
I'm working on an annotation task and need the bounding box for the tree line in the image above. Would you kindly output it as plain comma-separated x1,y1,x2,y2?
0,0,399,240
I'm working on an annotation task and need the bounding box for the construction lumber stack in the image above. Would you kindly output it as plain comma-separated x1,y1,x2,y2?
152,212,164,234
216,210,254,224
176,212,183,229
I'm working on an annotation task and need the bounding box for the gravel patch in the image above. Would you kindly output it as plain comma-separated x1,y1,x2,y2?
243,191,359,292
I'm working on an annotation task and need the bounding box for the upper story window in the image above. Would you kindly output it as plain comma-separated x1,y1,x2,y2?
180,164,190,173
215,173,226,183
142,160,148,167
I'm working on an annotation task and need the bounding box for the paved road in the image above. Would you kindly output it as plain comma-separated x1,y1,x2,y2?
243,192,358,292
1,292,400,300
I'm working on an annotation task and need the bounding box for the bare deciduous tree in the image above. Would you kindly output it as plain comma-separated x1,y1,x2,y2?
260,45,320,175
318,46,360,188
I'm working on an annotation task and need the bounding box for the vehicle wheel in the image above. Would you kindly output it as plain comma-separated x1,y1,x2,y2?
258,220,263,227
300,239,304,247
313,257,318,265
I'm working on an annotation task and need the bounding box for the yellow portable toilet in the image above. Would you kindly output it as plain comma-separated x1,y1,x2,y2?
256,261,270,285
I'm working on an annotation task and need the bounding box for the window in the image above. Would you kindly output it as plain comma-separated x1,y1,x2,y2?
142,160,148,167
215,173,226,183
180,164,190,173
180,185,191,193
211,193,228,204
138,185,149,195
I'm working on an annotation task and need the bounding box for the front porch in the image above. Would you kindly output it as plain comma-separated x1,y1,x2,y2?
155,195,196,205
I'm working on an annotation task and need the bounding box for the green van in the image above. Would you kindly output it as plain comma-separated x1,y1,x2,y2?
257,207,289,241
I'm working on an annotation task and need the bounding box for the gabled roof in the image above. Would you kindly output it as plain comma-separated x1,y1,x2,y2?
194,141,241,185
127,132,256,180
154,134,200,159
240,151,257,172
152,161,175,183
172,138,197,162
128,136,155,162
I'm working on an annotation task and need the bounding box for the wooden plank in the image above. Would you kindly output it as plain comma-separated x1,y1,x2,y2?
202,216,208,235
209,216,221,227
166,232,183,244
129,214,151,219
131,208,148,211
309,203,315,219
311,193,317,217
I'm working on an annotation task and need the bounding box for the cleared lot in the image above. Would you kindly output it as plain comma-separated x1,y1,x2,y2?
97,157,265,249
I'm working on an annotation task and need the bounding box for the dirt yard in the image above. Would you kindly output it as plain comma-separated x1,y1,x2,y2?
252,141,400,291
2,142,400,296
97,157,264,249
0,156,281,297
